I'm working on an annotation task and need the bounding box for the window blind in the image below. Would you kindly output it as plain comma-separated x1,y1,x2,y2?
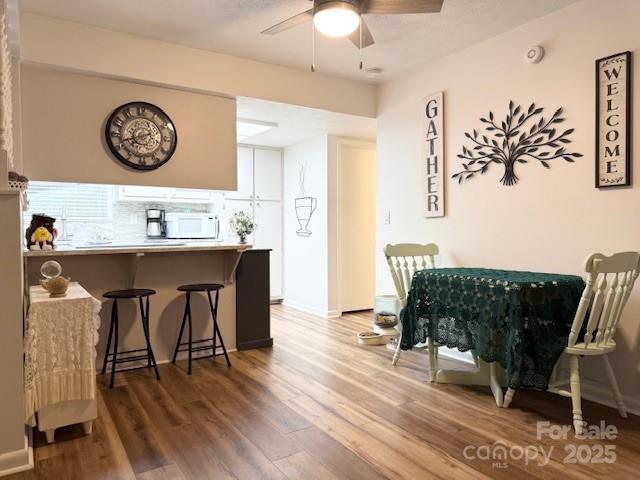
25,182,112,220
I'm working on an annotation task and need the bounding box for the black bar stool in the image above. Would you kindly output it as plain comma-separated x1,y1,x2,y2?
172,283,231,374
101,289,160,388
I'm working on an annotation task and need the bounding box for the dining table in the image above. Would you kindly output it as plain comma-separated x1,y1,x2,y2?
400,268,585,407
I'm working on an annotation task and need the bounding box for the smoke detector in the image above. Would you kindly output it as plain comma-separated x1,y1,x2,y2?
525,46,545,64
365,67,384,79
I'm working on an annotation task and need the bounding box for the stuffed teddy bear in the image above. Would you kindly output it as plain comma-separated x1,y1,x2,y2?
26,214,56,250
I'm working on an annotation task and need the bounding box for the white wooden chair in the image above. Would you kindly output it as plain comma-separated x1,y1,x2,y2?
544,252,640,434
384,243,440,381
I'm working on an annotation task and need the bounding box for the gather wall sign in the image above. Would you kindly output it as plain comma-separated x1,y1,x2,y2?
422,91,444,217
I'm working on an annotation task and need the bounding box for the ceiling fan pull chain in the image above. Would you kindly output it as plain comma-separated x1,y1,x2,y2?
359,17,363,70
311,21,316,72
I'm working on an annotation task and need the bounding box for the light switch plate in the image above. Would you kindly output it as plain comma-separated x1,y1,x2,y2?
129,214,138,225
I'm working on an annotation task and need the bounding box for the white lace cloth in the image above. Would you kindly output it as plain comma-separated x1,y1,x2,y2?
24,283,101,424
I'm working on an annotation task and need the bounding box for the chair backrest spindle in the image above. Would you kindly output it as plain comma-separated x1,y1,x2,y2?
568,252,640,351
384,243,439,307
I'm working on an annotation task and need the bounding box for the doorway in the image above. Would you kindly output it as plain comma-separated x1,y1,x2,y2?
338,140,376,314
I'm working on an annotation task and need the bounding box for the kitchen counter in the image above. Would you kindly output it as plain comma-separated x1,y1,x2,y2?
23,240,265,369
24,241,249,286
24,241,251,257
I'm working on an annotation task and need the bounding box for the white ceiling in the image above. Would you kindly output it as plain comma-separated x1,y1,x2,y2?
236,97,376,148
21,0,578,82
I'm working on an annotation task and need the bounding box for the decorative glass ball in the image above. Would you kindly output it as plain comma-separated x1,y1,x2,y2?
40,260,62,279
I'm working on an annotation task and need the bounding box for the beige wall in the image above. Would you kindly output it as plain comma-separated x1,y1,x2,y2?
377,0,640,410
19,13,377,119
21,65,237,190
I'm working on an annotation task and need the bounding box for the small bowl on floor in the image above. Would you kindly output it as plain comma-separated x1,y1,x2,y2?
374,312,398,328
357,331,387,346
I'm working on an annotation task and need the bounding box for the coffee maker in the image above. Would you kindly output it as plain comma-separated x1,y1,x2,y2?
146,209,166,238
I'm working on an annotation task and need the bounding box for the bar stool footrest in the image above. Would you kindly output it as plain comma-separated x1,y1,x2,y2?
176,344,216,354
105,347,149,358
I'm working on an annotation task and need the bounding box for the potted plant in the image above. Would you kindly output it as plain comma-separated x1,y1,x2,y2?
229,211,255,244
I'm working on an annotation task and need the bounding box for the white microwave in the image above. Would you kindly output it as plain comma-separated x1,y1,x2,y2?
165,213,219,239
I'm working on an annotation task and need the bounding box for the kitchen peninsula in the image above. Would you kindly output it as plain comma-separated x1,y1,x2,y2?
24,242,268,369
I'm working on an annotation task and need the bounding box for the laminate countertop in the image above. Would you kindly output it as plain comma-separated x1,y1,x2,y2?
23,241,252,257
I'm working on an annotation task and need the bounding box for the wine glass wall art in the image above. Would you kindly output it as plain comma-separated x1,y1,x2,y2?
295,161,317,237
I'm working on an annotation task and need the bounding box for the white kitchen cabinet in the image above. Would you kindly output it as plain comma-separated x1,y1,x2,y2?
254,201,283,298
118,186,213,204
171,188,213,203
226,147,254,200
254,149,282,201
118,185,170,201
223,145,283,300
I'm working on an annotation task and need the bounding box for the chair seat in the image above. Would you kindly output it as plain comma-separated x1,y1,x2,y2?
103,288,156,299
565,341,616,356
177,283,224,292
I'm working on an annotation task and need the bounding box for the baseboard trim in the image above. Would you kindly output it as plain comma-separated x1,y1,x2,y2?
281,300,339,318
435,351,639,416
580,379,640,417
237,338,273,350
0,429,33,477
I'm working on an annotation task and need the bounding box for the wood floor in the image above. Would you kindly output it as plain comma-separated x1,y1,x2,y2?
9,305,640,479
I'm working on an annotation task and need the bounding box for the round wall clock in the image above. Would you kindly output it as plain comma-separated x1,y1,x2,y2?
105,101,177,170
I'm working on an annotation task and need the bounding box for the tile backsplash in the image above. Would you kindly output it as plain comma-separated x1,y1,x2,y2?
24,182,228,244
22,182,260,245
58,201,216,244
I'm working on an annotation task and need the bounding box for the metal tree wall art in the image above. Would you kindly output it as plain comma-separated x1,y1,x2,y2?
452,101,583,186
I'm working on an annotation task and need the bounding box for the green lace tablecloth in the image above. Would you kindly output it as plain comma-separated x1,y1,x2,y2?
400,268,585,390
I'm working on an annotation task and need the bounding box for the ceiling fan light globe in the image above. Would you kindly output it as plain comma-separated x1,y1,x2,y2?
313,2,360,37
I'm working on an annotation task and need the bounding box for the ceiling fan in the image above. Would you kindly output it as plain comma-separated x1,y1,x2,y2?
261,0,444,49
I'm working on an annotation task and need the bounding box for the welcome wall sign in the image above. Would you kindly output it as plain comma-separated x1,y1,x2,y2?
596,51,632,188
422,91,444,218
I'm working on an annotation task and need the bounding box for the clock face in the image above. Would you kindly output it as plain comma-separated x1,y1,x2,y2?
105,102,177,170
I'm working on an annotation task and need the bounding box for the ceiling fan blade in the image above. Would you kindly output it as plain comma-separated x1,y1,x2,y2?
362,0,444,14
348,19,375,49
261,8,313,35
